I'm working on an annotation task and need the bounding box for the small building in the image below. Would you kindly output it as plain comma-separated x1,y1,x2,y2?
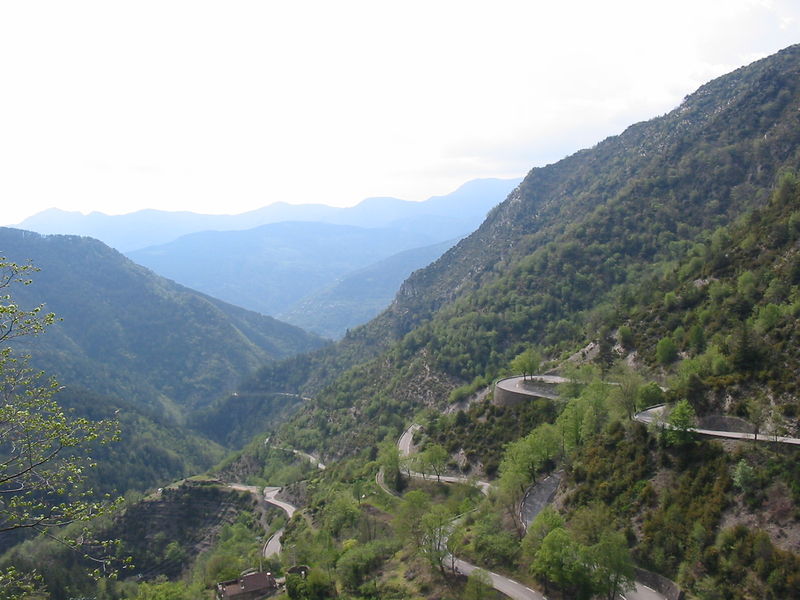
216,571,277,600
286,565,310,578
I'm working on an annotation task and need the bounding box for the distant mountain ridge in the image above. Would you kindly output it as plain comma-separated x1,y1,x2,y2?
117,178,521,331
17,177,522,252
126,221,447,322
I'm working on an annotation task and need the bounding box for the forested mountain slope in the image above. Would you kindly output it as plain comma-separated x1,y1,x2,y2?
222,44,800,456
214,45,800,600
414,173,800,598
386,42,800,335
278,238,458,339
0,227,324,418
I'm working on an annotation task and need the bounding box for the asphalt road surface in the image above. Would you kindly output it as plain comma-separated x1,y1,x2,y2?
634,404,800,445
264,486,296,518
261,487,298,558
453,558,545,600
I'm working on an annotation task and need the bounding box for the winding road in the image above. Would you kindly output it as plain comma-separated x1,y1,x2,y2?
453,558,545,600
394,373,675,600
633,404,800,445
243,375,792,598
291,449,327,470
397,423,491,494
261,487,297,558
492,375,800,599
520,471,562,529
396,424,544,600
228,484,299,558
495,375,568,401
397,423,421,456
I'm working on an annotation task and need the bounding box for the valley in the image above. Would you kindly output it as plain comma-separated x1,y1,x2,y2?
4,43,800,600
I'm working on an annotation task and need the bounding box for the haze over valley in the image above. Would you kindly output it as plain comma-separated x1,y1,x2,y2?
2,6,800,599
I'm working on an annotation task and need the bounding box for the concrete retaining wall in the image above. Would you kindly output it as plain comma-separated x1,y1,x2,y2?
493,382,535,406
634,567,683,600
493,376,561,406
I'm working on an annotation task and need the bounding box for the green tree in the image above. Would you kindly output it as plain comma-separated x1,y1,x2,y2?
337,541,382,592
496,465,529,539
395,490,430,548
286,573,308,599
731,322,761,372
666,399,696,446
566,504,634,598
511,347,541,380
521,506,564,565
732,459,756,494
638,381,665,408
588,531,635,600
498,424,559,537
656,336,678,365
532,528,592,598
464,568,493,600
323,492,360,537
0,260,121,592
163,541,185,564
0,567,40,600
736,270,758,301
304,568,335,600
746,393,769,442
596,327,616,373
610,364,644,418
617,325,634,349
663,291,678,311
420,504,453,573
378,438,401,492
423,444,449,483
688,324,706,354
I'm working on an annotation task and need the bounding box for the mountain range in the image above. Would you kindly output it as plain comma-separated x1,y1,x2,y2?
18,178,520,337
265,42,800,415
277,238,458,339
17,177,521,252
5,43,800,600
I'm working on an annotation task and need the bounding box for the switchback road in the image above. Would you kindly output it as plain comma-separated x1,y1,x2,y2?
261,487,297,558
634,404,800,445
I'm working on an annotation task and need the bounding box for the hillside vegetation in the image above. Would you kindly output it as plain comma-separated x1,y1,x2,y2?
6,44,800,600
195,45,800,600
235,44,800,458
0,227,324,417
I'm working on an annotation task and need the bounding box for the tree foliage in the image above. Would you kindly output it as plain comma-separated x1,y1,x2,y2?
665,399,697,446
510,347,541,380
0,259,121,593
464,567,493,600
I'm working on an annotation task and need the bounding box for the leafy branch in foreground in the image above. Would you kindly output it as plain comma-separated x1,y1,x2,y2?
0,258,124,593
0,259,55,344
0,351,120,534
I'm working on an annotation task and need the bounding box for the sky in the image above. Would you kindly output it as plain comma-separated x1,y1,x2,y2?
1,1,799,226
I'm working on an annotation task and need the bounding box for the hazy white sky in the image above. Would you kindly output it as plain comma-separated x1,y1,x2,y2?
1,0,799,225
